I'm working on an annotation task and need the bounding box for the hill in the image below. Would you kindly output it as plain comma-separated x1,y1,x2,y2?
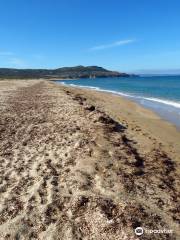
0,66,130,79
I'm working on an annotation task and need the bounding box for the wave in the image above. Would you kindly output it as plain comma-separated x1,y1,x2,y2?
97,89,180,109
143,97,180,108
69,84,132,97
59,82,180,109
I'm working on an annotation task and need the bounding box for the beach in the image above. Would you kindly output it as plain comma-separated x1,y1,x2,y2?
0,80,179,239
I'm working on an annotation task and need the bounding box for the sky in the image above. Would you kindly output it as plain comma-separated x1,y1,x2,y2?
0,0,180,73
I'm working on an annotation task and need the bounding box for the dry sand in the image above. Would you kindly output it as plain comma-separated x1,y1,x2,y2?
0,80,179,240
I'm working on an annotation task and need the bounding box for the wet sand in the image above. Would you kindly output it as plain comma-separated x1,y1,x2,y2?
0,80,179,240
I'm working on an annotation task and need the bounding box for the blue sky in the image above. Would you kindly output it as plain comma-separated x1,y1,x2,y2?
0,0,180,73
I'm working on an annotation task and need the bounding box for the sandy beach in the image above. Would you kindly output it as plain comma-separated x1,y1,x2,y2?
0,80,179,240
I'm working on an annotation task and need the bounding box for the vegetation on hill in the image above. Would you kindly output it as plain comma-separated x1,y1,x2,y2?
0,66,130,79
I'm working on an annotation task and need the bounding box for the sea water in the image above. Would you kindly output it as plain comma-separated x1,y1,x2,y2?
55,75,180,128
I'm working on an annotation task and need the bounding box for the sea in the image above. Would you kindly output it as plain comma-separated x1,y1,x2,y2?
55,75,180,129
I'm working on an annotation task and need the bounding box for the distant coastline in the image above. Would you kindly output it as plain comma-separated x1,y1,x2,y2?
0,65,131,79
139,74,180,77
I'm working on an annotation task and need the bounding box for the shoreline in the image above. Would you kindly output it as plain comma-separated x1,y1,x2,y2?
55,80,180,131
0,80,179,239
52,81,180,154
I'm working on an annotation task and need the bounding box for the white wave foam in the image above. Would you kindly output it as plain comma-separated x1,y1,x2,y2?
143,97,180,108
97,89,132,97
69,83,101,90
